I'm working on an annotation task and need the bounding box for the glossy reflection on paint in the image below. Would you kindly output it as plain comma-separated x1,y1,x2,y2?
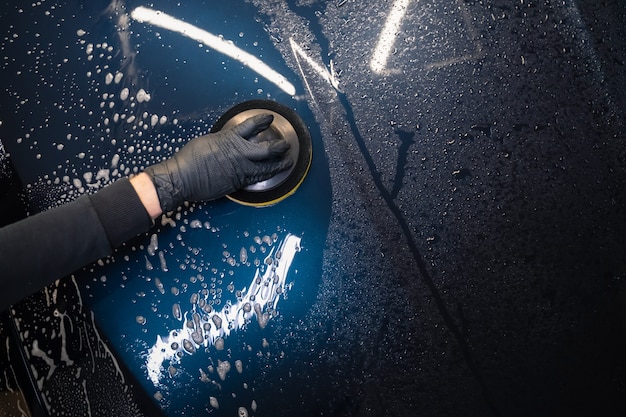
2,0,331,415
145,233,301,386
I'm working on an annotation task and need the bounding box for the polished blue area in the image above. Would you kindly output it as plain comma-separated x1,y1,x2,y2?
3,0,331,415
72,2,333,414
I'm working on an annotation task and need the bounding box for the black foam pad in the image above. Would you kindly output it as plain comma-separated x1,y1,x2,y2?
211,100,312,207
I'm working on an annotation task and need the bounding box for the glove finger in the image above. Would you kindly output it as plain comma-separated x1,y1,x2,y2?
231,114,274,139
242,158,294,186
266,138,291,156
238,138,290,161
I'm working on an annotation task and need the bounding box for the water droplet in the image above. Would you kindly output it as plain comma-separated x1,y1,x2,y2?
190,292,199,305
154,278,165,294
191,331,203,345
217,360,230,381
136,88,151,103
209,396,219,409
214,337,225,351
182,339,195,354
172,303,182,320
239,247,248,264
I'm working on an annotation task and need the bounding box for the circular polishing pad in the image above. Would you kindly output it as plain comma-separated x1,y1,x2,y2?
211,100,312,207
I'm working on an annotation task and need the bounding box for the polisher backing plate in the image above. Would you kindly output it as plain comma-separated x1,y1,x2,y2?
211,100,312,207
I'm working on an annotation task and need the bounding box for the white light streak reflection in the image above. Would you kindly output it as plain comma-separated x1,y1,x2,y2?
106,0,139,83
145,234,301,386
130,6,296,96
289,38,340,91
370,0,411,74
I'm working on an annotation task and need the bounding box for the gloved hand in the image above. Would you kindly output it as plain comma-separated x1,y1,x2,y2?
144,113,291,212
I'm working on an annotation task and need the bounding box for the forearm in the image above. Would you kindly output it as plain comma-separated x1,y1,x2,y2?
0,111,289,310
0,178,153,310
130,172,163,219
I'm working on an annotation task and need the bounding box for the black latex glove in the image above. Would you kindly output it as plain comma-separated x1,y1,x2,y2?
144,114,291,212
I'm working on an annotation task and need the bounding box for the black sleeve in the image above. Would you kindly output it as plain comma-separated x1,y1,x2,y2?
0,178,152,310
